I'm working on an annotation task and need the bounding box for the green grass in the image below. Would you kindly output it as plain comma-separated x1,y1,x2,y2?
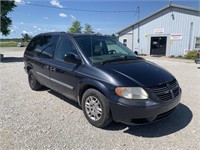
0,41,29,47
0,42,18,47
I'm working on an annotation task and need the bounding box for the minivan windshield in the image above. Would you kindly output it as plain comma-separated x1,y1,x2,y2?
74,36,138,64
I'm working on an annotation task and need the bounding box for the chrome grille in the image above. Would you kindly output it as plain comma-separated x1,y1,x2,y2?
149,79,180,101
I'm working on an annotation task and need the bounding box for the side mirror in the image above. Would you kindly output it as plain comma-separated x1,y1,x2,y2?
63,53,81,64
134,51,138,55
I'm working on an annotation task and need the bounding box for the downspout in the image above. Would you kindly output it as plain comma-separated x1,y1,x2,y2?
188,22,193,50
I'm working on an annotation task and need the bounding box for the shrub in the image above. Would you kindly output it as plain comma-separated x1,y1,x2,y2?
185,50,197,60
177,55,183,58
170,55,175,58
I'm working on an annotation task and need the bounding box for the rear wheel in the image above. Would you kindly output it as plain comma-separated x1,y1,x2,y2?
82,89,112,128
28,69,43,91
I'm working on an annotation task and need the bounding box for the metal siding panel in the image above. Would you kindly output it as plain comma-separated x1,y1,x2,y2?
119,33,133,50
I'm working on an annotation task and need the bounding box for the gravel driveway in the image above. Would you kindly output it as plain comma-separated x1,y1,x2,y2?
0,47,200,149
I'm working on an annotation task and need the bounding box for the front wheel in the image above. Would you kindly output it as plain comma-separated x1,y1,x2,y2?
82,89,112,128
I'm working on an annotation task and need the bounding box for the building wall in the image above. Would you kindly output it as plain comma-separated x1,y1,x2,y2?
119,7,200,56
118,28,133,50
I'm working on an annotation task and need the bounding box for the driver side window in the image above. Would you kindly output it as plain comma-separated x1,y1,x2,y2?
54,36,77,61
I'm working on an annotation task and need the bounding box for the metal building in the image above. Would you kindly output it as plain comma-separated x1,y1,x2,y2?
117,4,200,56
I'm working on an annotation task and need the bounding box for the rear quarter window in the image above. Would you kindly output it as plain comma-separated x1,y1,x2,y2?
26,35,42,55
26,34,59,58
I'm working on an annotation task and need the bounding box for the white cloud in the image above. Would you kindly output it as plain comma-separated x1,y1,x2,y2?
37,28,42,31
59,13,67,18
20,22,24,25
97,28,102,31
22,30,33,34
15,0,22,2
13,25,19,29
22,30,28,34
33,25,37,28
50,0,63,8
69,15,76,20
11,29,14,33
14,0,25,4
44,17,49,20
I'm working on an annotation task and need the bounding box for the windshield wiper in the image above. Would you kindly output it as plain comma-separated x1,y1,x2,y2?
101,55,139,65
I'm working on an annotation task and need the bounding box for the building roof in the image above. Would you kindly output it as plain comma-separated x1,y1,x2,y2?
116,4,200,34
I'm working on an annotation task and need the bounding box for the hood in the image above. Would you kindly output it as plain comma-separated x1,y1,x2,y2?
96,60,175,87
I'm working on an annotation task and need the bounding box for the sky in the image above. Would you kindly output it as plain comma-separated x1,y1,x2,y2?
1,0,200,39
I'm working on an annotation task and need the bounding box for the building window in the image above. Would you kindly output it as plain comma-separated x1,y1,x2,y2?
123,39,127,47
195,37,200,49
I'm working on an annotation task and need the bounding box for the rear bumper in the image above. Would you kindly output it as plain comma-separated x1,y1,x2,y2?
24,61,28,74
109,94,181,125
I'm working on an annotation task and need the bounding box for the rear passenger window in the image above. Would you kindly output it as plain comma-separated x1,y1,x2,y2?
39,35,59,58
54,36,77,61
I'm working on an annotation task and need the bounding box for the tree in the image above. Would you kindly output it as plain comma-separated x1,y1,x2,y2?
21,33,31,42
96,32,102,35
68,20,82,33
84,24,94,34
111,34,117,39
1,0,16,36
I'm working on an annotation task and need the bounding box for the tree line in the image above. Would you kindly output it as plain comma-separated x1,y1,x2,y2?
68,20,96,34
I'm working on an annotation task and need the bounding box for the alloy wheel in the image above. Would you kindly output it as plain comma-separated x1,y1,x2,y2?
85,96,102,121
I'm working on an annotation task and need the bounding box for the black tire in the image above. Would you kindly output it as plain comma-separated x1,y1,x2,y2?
82,89,112,128
28,69,43,91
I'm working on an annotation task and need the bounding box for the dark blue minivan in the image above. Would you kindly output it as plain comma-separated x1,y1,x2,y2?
24,32,181,128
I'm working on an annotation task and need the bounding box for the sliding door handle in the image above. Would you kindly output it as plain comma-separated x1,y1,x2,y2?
50,67,56,72
44,65,49,69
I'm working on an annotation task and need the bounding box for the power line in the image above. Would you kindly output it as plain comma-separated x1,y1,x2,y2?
25,3,137,13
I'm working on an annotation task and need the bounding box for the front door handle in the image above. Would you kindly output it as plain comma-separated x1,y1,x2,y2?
50,67,56,72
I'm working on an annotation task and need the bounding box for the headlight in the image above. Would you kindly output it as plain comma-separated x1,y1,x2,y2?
115,87,148,99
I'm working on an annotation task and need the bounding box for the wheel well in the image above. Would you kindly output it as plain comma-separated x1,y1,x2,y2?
79,85,113,121
79,85,104,106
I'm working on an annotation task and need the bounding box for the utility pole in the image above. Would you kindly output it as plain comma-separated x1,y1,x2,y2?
169,0,172,6
137,6,140,53
137,6,140,21
169,0,174,19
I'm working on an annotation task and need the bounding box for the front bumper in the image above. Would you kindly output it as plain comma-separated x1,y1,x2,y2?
109,94,181,125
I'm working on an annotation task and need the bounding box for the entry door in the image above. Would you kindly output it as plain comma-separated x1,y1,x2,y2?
150,37,167,56
49,36,79,100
